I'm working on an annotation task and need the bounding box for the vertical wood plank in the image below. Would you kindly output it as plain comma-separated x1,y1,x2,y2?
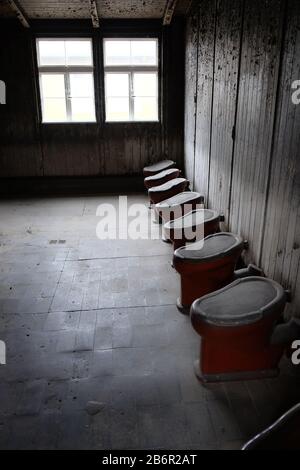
229,0,284,264
208,0,243,222
164,18,185,168
261,0,300,317
193,0,216,198
184,2,199,186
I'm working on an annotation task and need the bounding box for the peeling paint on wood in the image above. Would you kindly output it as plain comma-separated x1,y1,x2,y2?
90,0,100,28
261,0,300,318
163,0,178,25
0,0,191,20
193,0,216,198
184,1,198,186
208,0,243,221
184,0,300,317
229,0,283,265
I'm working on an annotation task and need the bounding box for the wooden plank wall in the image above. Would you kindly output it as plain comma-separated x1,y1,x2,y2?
193,0,216,198
183,4,198,184
0,32,42,177
208,0,242,219
184,0,300,317
261,0,300,317
0,19,184,178
230,0,284,264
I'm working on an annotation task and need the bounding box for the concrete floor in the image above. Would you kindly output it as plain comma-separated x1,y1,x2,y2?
0,194,299,450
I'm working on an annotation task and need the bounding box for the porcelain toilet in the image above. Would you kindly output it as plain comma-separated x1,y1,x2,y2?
154,191,204,224
143,159,176,177
148,177,189,205
144,168,180,189
190,276,288,383
164,208,222,250
173,232,246,314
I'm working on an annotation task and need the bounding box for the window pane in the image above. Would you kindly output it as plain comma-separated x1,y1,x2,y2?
38,40,65,66
105,40,131,66
131,40,157,65
106,73,129,97
66,40,93,66
43,98,67,122
71,98,95,122
133,73,157,97
106,97,129,121
40,74,65,98
134,97,158,121
70,73,94,98
104,39,157,66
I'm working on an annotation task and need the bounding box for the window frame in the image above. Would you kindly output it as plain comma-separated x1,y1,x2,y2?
103,38,160,123
36,37,97,124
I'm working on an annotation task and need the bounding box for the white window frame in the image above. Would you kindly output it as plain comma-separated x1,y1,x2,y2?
36,38,96,123
103,38,159,123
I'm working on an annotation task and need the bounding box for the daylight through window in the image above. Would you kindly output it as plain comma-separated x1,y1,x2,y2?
103,39,159,122
36,39,96,123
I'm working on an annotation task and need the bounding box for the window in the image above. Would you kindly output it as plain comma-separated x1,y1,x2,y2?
103,39,159,122
36,39,96,123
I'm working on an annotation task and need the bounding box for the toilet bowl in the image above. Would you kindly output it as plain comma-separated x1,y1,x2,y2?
143,159,176,177
164,208,222,250
148,177,189,205
144,168,180,190
155,191,204,224
173,232,245,314
190,276,287,383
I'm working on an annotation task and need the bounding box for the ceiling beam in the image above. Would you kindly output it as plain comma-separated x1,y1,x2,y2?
163,0,178,25
185,0,195,16
185,0,194,16
7,0,30,28
90,0,100,28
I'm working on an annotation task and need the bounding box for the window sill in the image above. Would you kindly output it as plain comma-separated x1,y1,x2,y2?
41,121,97,125
104,120,160,124
40,121,161,126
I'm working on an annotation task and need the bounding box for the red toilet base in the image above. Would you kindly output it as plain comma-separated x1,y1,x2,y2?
192,319,285,383
190,277,287,384
176,297,190,315
194,360,280,383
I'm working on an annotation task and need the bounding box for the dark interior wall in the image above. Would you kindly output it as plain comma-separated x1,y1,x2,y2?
184,0,300,317
0,18,185,178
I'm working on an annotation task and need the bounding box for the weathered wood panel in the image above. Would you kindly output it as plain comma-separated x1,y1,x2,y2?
0,0,193,20
183,3,198,186
0,32,42,177
11,0,168,19
102,123,163,176
261,0,300,317
208,0,243,221
229,0,284,264
184,0,300,317
41,124,102,176
0,19,184,178
193,0,216,199
162,18,185,166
